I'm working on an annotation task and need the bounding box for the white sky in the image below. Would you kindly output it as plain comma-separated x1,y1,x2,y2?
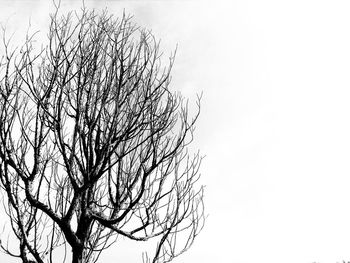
1,0,350,263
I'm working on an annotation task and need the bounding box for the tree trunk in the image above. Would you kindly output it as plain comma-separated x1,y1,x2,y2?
72,247,83,263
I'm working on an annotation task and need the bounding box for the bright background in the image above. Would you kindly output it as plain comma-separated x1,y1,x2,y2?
1,0,350,263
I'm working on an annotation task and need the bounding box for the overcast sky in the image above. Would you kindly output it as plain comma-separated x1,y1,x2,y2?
1,1,350,263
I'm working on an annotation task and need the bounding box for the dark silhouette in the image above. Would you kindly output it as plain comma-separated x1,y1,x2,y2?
0,6,204,263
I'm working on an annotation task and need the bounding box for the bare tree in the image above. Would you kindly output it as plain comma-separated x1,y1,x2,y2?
0,6,204,263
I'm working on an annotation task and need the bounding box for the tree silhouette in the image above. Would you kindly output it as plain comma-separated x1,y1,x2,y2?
0,6,204,263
